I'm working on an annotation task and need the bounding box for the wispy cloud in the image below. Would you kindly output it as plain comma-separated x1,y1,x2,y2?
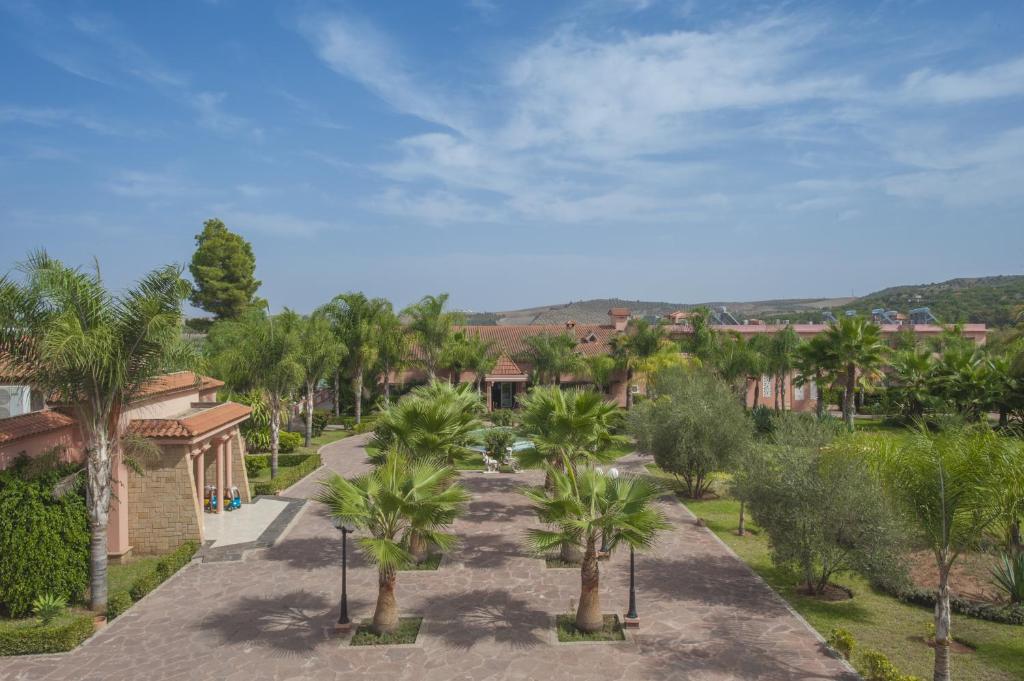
902,55,1024,103
106,170,193,199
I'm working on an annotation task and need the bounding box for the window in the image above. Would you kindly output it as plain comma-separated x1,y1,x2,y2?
761,375,771,398
809,381,818,400
794,384,805,401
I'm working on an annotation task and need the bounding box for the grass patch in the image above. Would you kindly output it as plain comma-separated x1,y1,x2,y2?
556,614,625,642
400,554,442,571
108,555,163,596
683,491,1024,681
350,617,422,646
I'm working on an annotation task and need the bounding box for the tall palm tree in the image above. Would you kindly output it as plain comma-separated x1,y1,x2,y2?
0,251,190,612
215,309,302,478
282,310,344,447
930,345,991,421
875,427,1002,681
403,293,463,380
316,452,468,633
711,331,758,406
610,319,670,407
462,332,496,393
888,347,935,421
794,335,835,419
585,355,617,395
519,332,584,385
374,303,407,402
370,382,485,467
523,467,668,633
768,326,800,412
321,292,388,424
822,317,887,429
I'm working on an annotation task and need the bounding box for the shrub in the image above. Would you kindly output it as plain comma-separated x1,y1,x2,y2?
878,582,1024,625
825,627,855,661
31,593,66,625
751,405,774,434
106,592,133,620
490,409,515,427
353,416,378,434
250,453,321,496
630,367,752,498
129,572,160,601
0,613,94,655
244,455,269,478
745,439,906,595
992,551,1024,604
0,477,89,617
484,428,515,458
278,431,302,453
856,649,921,681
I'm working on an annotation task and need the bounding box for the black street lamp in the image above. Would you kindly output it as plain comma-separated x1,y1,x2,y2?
624,546,639,628
332,517,353,632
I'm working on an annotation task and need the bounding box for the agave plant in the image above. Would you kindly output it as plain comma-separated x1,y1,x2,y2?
32,593,67,625
991,552,1024,604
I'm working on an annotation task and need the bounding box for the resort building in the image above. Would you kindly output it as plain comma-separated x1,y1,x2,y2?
0,371,252,560
394,308,987,413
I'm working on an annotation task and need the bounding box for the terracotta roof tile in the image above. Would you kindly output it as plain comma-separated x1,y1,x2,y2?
453,324,619,358
136,372,224,399
488,353,526,377
608,308,630,316
128,402,251,440
0,410,75,444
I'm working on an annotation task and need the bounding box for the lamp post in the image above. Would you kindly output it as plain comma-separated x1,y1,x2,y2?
332,517,353,632
624,546,640,628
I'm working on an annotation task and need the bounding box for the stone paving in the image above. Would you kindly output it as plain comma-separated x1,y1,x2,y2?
0,434,857,681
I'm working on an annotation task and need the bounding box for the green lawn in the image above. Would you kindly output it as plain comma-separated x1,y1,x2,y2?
680,493,1024,681
108,555,164,596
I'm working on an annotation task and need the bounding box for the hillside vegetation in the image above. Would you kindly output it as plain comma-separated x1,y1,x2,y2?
467,275,1024,327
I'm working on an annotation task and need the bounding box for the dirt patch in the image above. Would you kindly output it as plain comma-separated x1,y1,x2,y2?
796,583,853,601
910,636,975,655
905,550,1002,603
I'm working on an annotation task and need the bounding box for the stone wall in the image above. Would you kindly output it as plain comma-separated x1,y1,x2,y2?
127,443,202,555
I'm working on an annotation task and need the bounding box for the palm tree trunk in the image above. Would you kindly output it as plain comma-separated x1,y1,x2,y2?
752,377,761,408
934,565,952,681
780,373,787,411
409,532,429,564
304,380,314,448
560,537,582,564
373,568,400,635
625,367,634,409
738,500,746,536
85,426,113,611
814,374,825,419
844,363,856,430
383,364,391,401
576,538,602,633
334,370,341,417
269,397,281,479
354,366,363,425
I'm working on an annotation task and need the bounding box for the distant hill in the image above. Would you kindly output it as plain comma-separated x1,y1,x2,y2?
465,275,1024,328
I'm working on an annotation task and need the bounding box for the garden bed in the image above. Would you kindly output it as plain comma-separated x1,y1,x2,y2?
350,617,422,646
555,614,625,642
0,611,95,656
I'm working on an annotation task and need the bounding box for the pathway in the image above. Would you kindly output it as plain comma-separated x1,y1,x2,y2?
0,434,856,681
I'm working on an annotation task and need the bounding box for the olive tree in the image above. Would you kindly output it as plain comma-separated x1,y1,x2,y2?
630,367,752,498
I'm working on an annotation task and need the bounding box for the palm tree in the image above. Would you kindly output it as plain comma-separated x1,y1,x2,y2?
888,347,935,421
794,335,835,419
585,355,616,395
316,452,468,633
0,251,190,612
283,310,344,447
711,331,759,406
610,319,670,407
403,293,463,380
822,317,887,429
374,304,407,402
523,467,668,633
370,382,485,467
215,309,302,478
462,332,496,393
321,292,389,424
875,427,1002,681
519,332,584,385
930,345,992,421
768,326,800,412
746,334,772,409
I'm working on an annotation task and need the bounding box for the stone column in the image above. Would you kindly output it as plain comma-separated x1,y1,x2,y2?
194,449,205,509
224,434,233,493
485,380,493,411
215,439,225,515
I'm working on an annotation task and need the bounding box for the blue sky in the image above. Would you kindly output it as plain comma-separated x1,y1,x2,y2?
1,0,1022,313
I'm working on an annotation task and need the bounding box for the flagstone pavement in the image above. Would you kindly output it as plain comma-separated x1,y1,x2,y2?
0,433,857,681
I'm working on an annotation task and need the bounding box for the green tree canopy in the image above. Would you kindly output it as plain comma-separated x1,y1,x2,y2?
188,218,261,319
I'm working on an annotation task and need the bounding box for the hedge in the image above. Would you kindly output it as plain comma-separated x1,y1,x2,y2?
111,541,198,620
0,477,90,617
887,585,1024,626
250,453,321,496
0,612,94,656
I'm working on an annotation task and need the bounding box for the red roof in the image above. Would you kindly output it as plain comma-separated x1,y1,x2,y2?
488,353,526,377
454,324,619,358
128,402,251,440
136,372,224,400
0,410,75,445
608,308,630,316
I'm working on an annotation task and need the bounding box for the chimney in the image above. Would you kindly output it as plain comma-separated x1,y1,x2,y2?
565,320,577,330
608,308,630,331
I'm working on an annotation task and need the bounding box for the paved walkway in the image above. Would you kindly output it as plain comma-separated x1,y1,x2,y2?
0,434,856,681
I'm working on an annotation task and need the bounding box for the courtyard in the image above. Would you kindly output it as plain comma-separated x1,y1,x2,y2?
0,433,854,681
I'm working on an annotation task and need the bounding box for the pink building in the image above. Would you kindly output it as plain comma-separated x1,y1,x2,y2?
0,371,251,560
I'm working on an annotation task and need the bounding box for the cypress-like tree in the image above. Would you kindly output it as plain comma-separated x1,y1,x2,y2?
188,218,262,319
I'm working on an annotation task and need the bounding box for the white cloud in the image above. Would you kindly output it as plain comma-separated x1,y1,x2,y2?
106,170,192,199
902,55,1024,103
215,211,335,237
0,105,130,135
189,92,264,140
